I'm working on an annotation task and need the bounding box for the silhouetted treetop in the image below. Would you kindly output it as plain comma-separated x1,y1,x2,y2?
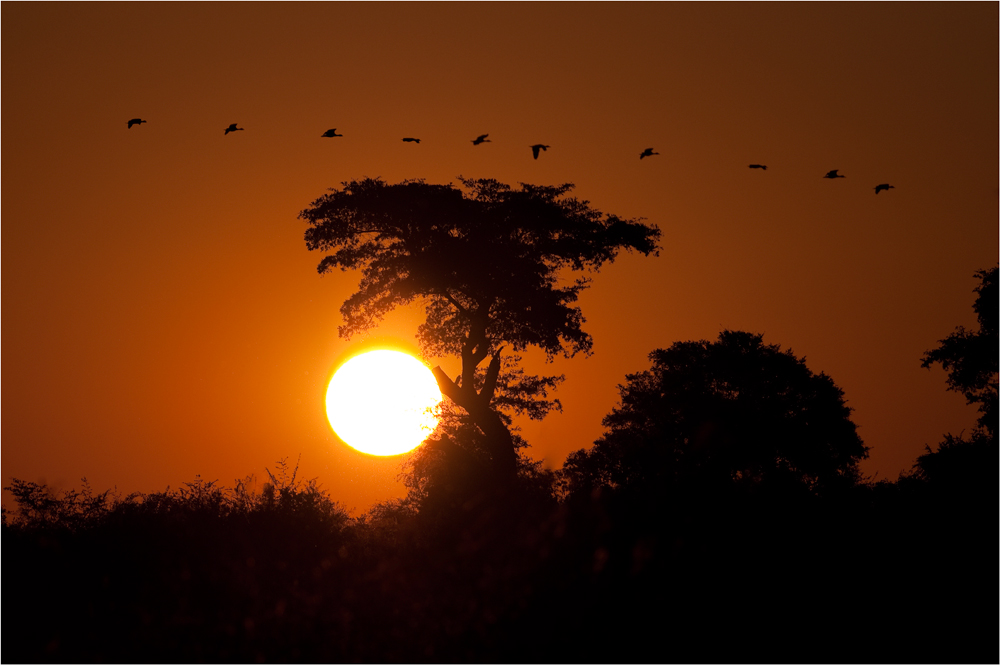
301,177,659,355
301,177,660,478
921,265,998,436
563,330,868,497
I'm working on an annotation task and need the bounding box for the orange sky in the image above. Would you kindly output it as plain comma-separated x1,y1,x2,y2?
3,3,997,513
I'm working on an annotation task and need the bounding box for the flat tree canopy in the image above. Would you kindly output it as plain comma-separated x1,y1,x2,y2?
301,177,661,477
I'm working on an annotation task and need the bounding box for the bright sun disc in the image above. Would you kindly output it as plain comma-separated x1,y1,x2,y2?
325,350,442,456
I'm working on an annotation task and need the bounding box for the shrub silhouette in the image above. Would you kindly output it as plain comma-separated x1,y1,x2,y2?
5,447,995,664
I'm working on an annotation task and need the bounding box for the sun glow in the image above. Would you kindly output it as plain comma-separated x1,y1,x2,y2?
325,350,443,456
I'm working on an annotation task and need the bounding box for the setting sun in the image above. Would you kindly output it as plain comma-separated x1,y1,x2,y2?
325,350,442,456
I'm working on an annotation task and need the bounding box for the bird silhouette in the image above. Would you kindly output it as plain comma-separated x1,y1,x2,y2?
471,134,490,145
530,144,550,159
127,118,147,129
823,169,845,178
640,148,659,160
402,137,421,143
224,123,244,135
749,164,767,170
874,183,895,194
322,129,343,138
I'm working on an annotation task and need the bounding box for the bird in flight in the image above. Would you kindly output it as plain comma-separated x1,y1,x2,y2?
874,183,895,194
640,148,659,160
402,137,421,143
322,128,343,138
471,134,490,145
127,118,147,129
224,123,244,135
823,169,845,178
749,164,767,170
530,144,550,159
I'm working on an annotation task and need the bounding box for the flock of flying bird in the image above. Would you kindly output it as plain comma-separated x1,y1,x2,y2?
126,118,897,194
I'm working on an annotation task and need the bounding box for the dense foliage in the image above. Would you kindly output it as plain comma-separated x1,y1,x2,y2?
562,330,869,499
301,177,660,359
911,264,997,491
921,264,997,436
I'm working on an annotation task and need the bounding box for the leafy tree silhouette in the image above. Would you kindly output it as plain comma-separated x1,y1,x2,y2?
921,264,997,437
563,330,869,499
912,265,997,488
301,177,660,481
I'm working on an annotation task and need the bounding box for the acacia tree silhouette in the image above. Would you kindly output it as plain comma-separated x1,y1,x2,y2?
563,330,869,498
301,177,660,480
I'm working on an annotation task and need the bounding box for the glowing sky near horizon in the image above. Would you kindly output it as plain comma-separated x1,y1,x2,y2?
2,3,996,512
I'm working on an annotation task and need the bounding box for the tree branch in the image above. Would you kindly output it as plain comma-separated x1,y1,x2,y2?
432,366,474,412
479,348,504,407
439,289,470,319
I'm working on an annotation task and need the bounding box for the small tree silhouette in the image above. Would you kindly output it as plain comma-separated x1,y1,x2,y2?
921,264,997,437
912,265,997,487
563,330,869,498
301,177,660,480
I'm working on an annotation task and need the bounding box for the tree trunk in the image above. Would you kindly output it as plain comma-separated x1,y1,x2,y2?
431,365,517,480
466,403,518,478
